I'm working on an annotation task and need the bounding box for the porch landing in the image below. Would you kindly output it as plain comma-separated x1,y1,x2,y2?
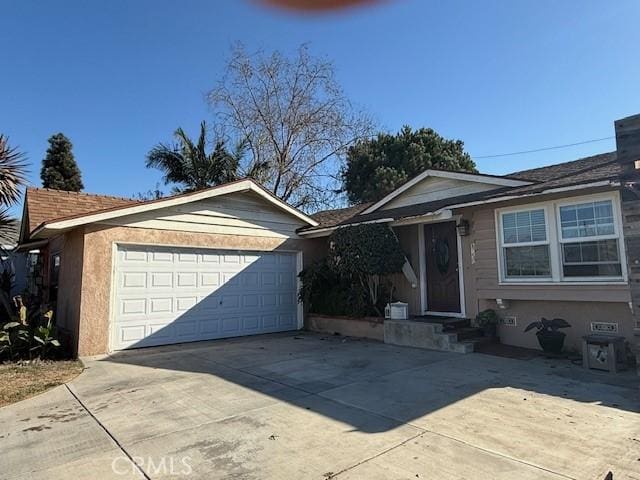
384,316,489,354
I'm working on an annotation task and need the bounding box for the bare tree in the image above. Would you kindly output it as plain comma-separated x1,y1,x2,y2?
208,44,373,211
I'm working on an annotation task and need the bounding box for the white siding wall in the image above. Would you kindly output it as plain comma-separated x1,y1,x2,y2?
382,177,501,210
99,192,306,239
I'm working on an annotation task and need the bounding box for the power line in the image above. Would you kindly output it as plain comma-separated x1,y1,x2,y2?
475,136,615,159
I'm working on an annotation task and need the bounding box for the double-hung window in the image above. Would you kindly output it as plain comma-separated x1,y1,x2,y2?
497,194,626,283
500,208,551,279
558,199,622,278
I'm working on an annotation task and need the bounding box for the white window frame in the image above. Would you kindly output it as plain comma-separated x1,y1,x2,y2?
495,192,628,285
497,205,553,282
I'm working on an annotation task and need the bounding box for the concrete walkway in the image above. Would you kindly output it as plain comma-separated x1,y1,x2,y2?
1,333,638,479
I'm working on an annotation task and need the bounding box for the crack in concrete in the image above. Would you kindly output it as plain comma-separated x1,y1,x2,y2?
64,383,150,480
185,350,579,480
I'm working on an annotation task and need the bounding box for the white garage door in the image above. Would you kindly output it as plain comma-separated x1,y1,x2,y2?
111,245,300,350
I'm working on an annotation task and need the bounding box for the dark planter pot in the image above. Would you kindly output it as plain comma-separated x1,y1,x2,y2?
536,330,566,354
481,324,497,338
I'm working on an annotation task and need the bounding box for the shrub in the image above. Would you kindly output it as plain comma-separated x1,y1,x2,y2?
0,299,61,362
299,223,406,317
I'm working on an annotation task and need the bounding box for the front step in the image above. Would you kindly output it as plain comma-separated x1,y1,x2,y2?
384,318,474,354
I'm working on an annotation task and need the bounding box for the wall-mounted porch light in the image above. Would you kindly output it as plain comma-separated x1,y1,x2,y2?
496,298,510,310
456,219,470,236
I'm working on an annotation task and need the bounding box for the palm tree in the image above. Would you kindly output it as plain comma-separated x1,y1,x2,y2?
146,121,243,193
0,135,27,245
0,135,27,318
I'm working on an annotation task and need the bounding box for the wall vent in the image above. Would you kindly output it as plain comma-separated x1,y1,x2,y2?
502,316,517,326
590,322,618,334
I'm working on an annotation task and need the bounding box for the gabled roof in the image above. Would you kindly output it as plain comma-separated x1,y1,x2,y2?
21,179,318,242
21,188,140,242
360,168,531,215
298,151,622,234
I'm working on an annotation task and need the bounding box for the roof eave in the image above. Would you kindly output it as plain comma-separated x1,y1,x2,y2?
361,169,533,215
30,180,319,233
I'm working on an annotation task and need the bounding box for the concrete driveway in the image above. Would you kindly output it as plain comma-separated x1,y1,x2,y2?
2,333,639,480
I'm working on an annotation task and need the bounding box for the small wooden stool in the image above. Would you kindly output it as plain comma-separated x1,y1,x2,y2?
582,334,625,373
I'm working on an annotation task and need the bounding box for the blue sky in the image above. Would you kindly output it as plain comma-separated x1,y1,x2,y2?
1,0,639,213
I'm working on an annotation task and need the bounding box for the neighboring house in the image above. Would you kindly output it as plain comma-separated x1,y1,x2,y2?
17,113,640,357
1,221,30,297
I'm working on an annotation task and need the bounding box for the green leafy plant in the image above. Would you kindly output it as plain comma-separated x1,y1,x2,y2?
0,321,29,360
524,317,571,334
475,309,500,338
328,224,406,315
0,302,60,361
299,224,406,317
524,317,571,354
30,312,60,360
299,258,366,317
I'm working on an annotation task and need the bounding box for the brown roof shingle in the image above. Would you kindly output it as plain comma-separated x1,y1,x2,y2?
300,151,622,232
24,188,140,234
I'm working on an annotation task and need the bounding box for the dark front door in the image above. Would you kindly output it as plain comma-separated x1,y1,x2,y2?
424,222,461,313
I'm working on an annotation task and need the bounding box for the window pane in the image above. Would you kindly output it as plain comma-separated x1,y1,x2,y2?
560,200,615,239
503,227,517,243
502,208,546,244
516,226,532,243
563,263,622,277
502,212,516,229
504,245,551,278
562,239,621,278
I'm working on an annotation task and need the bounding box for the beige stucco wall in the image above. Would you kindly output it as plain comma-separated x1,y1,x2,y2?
53,229,85,355
76,224,309,356
479,298,634,352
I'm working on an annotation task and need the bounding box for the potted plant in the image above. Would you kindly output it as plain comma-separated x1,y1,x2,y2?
475,309,500,338
524,317,571,354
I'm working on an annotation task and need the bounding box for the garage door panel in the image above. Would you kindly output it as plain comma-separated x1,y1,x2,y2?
151,272,173,288
122,272,146,288
176,296,198,312
199,318,220,335
200,272,220,287
112,245,299,350
174,272,195,288
121,298,146,315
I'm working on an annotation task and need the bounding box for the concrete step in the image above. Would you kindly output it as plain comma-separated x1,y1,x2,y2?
455,326,484,341
384,319,474,354
448,341,474,354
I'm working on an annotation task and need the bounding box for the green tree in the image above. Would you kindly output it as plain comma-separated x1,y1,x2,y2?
146,121,243,193
342,126,477,204
40,133,84,191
